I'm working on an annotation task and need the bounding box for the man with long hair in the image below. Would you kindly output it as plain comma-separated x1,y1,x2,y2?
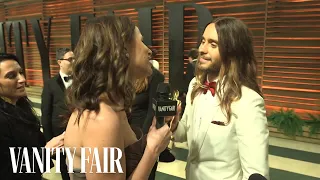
170,17,269,180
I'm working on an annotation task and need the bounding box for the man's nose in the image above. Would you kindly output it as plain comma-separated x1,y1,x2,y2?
18,73,26,83
199,43,208,55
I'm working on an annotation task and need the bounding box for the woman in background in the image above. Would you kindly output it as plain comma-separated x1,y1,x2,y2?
0,53,64,180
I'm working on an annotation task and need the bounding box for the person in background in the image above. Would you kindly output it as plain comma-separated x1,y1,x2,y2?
130,63,176,165
149,60,159,70
170,17,269,180
128,65,163,180
129,65,163,131
41,48,74,180
129,47,163,132
149,48,160,70
0,53,64,180
181,48,199,115
132,47,175,163
185,48,198,87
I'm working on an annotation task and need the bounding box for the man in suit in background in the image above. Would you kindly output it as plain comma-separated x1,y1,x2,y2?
149,48,160,71
181,48,199,115
41,48,74,180
185,48,198,87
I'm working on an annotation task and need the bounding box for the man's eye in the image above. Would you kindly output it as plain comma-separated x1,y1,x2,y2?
5,72,17,79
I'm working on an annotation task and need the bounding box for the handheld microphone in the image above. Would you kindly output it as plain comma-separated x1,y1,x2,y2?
152,83,177,127
248,173,267,180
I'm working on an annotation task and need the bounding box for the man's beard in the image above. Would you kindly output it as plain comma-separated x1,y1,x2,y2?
198,59,221,75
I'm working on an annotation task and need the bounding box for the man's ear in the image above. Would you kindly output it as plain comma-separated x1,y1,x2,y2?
57,60,62,65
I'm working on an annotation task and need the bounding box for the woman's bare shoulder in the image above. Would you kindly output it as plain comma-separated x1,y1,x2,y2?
87,102,122,130
84,103,124,147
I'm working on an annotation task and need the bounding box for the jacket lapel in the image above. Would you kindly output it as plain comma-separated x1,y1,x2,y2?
195,114,212,155
193,94,220,157
187,102,198,161
56,74,66,92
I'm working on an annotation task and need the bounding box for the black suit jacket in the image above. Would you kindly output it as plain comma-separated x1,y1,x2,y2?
143,67,165,133
129,67,165,134
41,74,68,142
185,60,197,92
0,98,52,180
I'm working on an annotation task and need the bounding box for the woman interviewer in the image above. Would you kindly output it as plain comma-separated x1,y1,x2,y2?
64,15,172,180
0,53,64,180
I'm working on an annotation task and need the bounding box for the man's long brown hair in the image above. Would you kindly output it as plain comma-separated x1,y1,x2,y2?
66,16,136,125
191,17,262,124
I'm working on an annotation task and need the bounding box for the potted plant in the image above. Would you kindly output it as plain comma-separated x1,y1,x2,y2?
267,108,305,137
305,114,320,136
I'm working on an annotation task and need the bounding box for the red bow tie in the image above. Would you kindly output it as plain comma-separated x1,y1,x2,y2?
203,81,216,96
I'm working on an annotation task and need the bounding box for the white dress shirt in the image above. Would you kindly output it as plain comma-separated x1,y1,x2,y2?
149,60,159,70
59,71,72,89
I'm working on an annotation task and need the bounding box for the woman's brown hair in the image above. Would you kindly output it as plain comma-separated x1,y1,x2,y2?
134,78,148,93
66,16,136,125
191,17,262,125
133,47,158,93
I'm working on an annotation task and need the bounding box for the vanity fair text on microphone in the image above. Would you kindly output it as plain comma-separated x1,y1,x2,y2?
152,99,177,117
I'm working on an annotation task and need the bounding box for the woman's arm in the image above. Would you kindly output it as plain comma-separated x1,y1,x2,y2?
129,118,171,180
127,147,158,180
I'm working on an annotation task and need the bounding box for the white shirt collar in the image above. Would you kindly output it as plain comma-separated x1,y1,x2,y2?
206,75,219,83
59,71,70,78
59,71,72,88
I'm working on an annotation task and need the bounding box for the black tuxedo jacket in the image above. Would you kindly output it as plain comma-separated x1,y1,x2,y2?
129,67,165,134
185,60,197,92
41,74,69,142
0,98,53,180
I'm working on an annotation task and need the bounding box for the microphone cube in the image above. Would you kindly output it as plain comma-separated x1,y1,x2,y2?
152,98,177,117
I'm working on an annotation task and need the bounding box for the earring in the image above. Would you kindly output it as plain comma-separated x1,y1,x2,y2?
125,53,129,58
